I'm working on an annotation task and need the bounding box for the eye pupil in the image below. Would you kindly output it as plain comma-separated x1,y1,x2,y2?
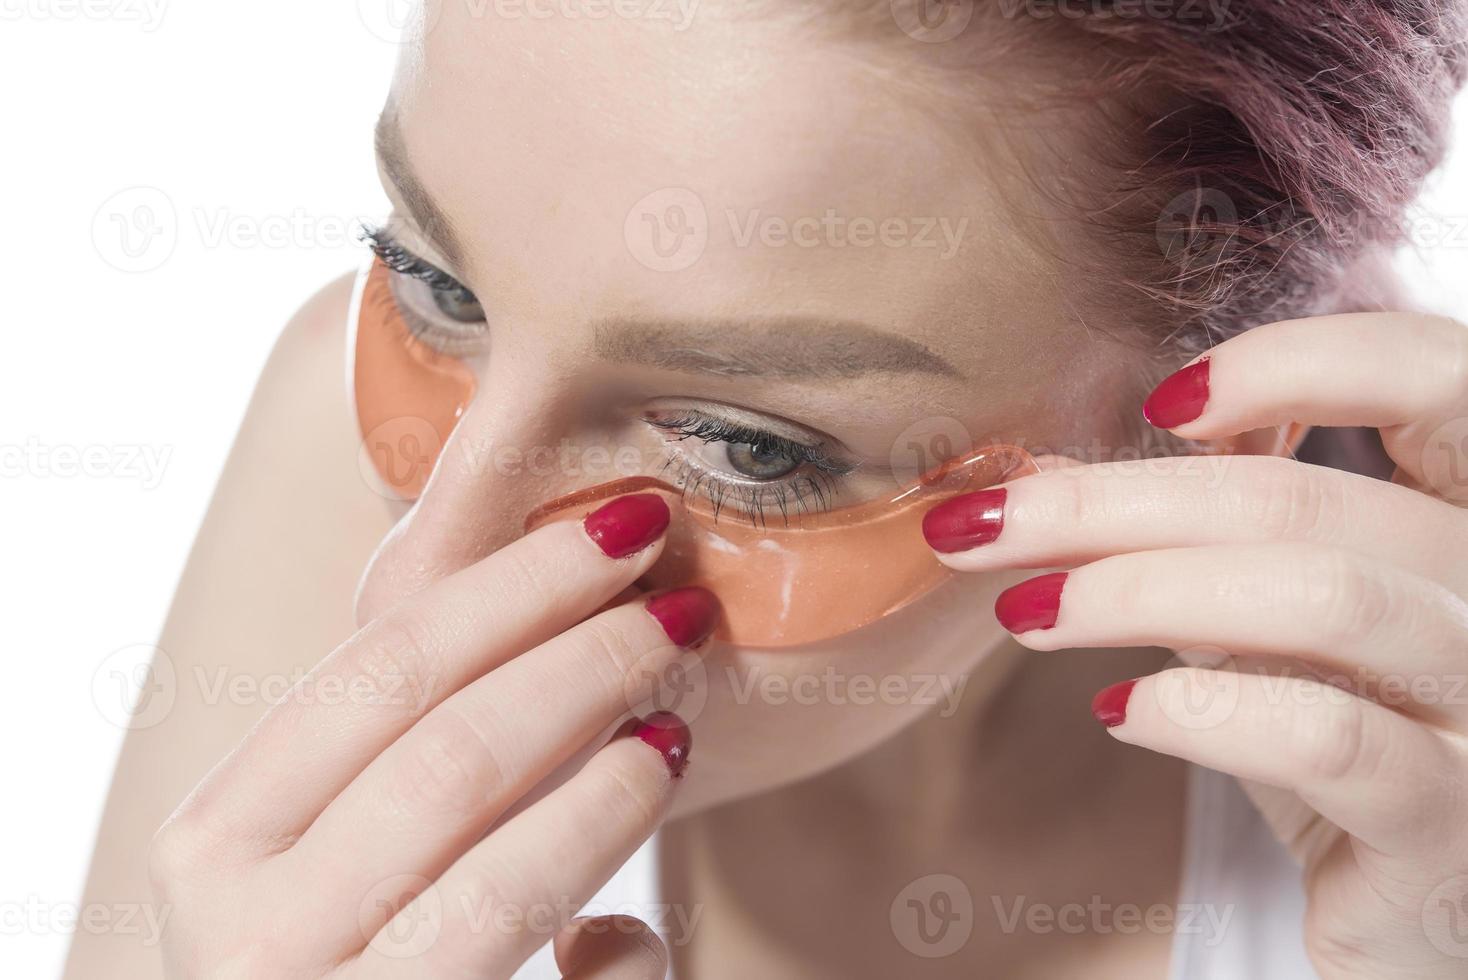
431,286,485,323
727,442,800,480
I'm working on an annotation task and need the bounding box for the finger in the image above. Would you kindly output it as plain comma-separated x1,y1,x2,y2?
349,714,691,980
1139,312,1468,491
171,493,673,853
554,916,669,980
286,588,717,952
922,454,1466,592
993,543,1468,727
1094,668,1463,859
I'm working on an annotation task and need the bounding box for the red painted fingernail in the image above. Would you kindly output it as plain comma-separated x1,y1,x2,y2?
1142,357,1210,429
994,571,1067,633
645,587,721,648
1091,679,1138,728
583,494,670,559
922,488,1007,553
618,711,692,777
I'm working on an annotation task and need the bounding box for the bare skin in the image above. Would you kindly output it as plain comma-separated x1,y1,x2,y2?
67,280,1185,979
64,276,392,977
68,6,1468,979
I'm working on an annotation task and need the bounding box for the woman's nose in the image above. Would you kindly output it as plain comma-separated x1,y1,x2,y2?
352,371,598,628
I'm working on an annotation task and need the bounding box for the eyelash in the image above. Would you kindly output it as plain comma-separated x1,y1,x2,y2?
648,411,856,526
360,223,469,295
358,223,489,354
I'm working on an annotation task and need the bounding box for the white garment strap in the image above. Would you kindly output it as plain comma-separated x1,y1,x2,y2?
1167,764,1316,979
515,837,667,978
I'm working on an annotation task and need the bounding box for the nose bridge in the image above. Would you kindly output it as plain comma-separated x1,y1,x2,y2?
353,359,592,625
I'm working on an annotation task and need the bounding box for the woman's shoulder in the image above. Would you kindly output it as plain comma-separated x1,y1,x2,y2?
159,266,396,746
65,271,395,978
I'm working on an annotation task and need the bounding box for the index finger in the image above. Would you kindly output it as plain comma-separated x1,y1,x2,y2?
164,493,672,853
1142,312,1468,440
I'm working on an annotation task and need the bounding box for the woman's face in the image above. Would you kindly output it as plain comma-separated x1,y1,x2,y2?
355,3,1139,810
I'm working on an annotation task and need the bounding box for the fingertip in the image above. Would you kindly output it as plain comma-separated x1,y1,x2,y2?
615,712,692,779
1091,678,1139,729
994,572,1067,635
555,914,669,980
644,587,721,649
583,493,672,559
1142,357,1211,430
922,487,1007,554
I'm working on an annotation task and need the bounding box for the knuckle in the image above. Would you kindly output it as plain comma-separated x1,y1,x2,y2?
1425,315,1468,397
571,616,656,697
1050,470,1102,531
1250,461,1337,541
388,710,506,817
147,813,205,893
1296,549,1394,645
358,611,446,712
474,546,568,622
1289,693,1379,783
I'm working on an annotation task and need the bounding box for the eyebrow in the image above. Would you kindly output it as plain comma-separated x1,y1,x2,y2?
375,106,960,381
592,320,961,380
374,107,468,268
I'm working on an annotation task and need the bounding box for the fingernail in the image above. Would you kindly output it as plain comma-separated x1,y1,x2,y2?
583,494,670,559
994,571,1067,633
922,487,1007,553
1142,357,1210,429
1091,679,1138,728
645,587,721,648
619,711,692,777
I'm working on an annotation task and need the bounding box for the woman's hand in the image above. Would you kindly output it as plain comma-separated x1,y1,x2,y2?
923,312,1468,978
149,492,718,979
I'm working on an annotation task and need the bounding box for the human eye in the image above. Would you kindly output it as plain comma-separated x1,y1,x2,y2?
644,406,859,525
360,223,488,354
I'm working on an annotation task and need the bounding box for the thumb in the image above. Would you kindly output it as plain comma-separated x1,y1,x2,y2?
555,915,668,980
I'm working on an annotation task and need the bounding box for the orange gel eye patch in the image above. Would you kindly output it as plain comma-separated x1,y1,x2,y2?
348,258,1036,646
348,258,477,499
523,445,1037,648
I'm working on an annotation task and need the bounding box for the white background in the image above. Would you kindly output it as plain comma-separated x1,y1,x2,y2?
1,4,1466,976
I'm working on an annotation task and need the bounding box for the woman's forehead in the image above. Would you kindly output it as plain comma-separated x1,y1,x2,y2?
384,4,1119,391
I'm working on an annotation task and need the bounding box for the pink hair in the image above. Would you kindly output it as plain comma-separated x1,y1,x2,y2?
1045,0,1467,352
